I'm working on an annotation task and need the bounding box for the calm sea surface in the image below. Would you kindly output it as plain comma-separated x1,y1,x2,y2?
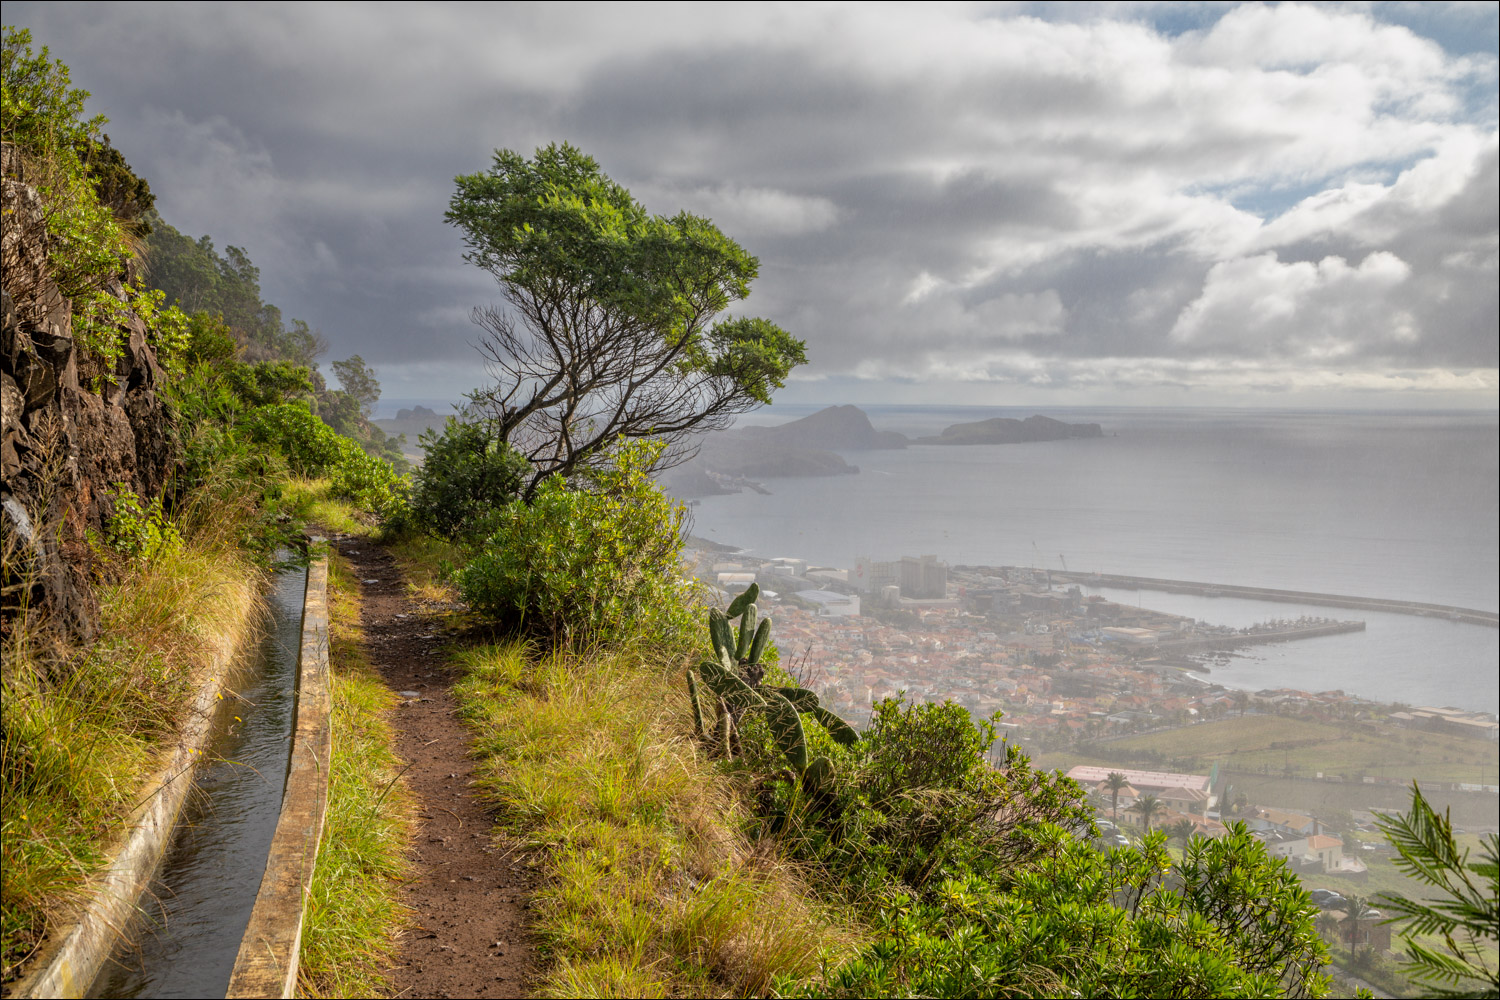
686,406,1499,713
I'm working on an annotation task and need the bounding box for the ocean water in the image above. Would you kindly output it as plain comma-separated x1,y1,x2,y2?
687,406,1499,712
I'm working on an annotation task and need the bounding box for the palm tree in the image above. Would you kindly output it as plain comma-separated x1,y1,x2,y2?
1373,783,1500,996
1132,794,1165,834
1340,894,1373,952
1103,772,1128,824
1166,818,1197,850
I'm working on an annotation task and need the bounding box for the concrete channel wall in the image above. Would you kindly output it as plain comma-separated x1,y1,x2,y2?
10,591,263,998
12,553,330,1000
226,554,331,1000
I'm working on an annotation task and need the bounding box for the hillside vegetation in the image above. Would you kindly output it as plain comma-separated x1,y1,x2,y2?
352,142,1344,999
2,28,413,986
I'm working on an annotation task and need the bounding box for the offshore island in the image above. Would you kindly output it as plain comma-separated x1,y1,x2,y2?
658,404,1103,497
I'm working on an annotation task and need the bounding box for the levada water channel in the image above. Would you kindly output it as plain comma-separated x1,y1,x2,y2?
88,557,308,999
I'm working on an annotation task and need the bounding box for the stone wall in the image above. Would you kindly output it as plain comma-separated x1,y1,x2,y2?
2,142,174,637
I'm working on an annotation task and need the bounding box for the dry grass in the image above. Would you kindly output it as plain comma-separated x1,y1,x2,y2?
297,547,416,998
1,518,261,980
454,641,860,998
382,531,464,606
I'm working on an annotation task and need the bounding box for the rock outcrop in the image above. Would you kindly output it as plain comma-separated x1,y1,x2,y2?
2,142,175,637
739,404,907,451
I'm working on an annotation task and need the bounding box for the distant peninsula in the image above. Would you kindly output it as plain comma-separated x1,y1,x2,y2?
661,405,1104,497
916,413,1104,445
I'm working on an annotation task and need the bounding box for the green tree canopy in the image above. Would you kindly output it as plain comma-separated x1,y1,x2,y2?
143,214,326,366
330,355,380,418
446,143,806,497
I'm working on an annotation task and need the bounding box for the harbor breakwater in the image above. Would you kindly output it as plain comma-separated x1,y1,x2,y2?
1154,620,1366,655
1054,572,1498,628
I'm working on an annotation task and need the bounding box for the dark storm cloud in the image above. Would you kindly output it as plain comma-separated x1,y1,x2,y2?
5,2,1496,404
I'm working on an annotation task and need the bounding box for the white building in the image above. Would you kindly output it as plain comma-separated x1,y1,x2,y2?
796,589,861,617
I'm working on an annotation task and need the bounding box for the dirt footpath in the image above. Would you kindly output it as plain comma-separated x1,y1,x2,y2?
334,538,538,999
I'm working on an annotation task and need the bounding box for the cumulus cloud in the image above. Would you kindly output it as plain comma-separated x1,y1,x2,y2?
1171,251,1416,359
6,0,1494,404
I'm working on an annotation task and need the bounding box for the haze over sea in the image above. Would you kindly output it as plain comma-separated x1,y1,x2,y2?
687,406,1500,714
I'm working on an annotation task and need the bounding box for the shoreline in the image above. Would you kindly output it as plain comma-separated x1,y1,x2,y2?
685,539,1499,718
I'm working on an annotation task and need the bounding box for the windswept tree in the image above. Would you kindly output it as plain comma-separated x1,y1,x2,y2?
330,355,380,418
1103,771,1128,824
446,143,806,499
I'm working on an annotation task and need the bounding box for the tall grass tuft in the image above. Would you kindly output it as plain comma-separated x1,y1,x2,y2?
453,641,859,998
1,503,260,979
297,549,414,997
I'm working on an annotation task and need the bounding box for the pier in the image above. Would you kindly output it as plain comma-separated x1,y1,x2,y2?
1152,619,1367,655
1052,572,1498,628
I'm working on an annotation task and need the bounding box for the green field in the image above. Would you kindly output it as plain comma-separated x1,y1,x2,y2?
1079,715,1498,785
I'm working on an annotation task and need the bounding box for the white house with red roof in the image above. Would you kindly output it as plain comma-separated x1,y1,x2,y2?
1067,766,1216,815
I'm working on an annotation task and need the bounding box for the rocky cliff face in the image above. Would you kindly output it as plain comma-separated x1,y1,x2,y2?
2,142,174,637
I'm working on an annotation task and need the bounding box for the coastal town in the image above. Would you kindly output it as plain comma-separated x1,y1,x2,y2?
687,545,1500,811
688,546,1427,744
687,542,1500,982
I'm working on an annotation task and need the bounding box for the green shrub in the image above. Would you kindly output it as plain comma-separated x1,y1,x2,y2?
455,440,691,645
244,402,406,519
178,312,239,366
408,417,528,541
787,700,1089,898
329,443,408,522
246,402,345,476
102,487,181,562
792,824,1329,999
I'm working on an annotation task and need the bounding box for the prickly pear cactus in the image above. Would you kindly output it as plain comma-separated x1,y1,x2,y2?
687,586,859,783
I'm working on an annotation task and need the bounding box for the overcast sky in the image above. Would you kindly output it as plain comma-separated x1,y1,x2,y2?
8,1,1498,411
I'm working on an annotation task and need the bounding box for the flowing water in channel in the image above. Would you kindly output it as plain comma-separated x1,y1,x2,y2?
88,560,307,999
